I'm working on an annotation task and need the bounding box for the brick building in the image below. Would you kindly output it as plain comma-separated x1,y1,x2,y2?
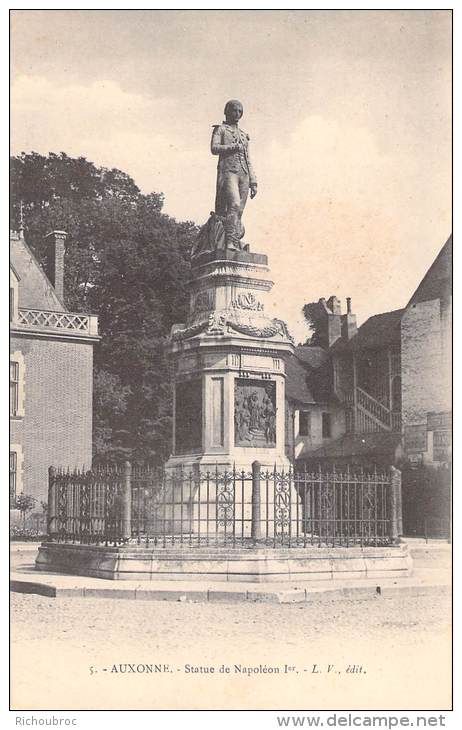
285,236,452,534
10,229,99,508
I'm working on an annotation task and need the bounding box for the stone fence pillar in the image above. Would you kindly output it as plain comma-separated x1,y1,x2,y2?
389,466,402,544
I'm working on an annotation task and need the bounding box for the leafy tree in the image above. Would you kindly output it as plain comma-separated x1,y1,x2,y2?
10,152,199,465
302,301,329,347
14,494,37,530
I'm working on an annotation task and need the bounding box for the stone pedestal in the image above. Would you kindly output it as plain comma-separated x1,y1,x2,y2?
165,249,296,536
35,542,413,582
167,250,294,472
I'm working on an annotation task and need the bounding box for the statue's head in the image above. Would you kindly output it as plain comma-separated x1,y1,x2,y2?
224,99,243,123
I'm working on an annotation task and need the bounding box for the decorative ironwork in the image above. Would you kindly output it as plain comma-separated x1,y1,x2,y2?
216,470,235,527
46,463,399,548
274,484,290,529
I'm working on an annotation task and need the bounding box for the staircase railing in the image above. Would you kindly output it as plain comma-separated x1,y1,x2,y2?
357,386,391,428
343,387,402,433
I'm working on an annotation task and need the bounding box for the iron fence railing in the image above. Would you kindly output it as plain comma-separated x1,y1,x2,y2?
47,463,402,548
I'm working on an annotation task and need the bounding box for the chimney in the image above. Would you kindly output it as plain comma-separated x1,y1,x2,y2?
326,295,341,315
325,296,342,346
306,297,346,348
44,230,67,302
341,297,357,340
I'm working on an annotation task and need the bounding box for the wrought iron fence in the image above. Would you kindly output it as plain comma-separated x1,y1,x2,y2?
47,465,129,545
47,462,402,548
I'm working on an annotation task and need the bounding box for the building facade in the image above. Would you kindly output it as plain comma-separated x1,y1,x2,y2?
10,229,99,507
285,236,452,534
401,239,452,467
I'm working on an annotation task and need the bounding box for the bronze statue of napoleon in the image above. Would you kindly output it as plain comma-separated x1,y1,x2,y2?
192,100,258,257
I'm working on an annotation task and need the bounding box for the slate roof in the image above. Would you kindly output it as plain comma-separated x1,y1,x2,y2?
285,353,316,404
10,233,66,311
292,345,328,369
407,235,452,306
285,345,333,405
348,308,404,351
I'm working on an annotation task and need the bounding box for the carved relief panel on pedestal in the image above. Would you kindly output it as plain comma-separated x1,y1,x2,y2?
231,291,264,311
234,378,276,448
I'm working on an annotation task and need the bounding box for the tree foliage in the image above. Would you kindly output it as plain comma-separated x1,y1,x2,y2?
11,152,199,465
14,494,37,528
302,301,328,347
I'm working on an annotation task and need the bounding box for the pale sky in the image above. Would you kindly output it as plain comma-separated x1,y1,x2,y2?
10,9,452,342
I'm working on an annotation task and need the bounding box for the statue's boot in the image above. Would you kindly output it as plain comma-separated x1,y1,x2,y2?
225,208,243,251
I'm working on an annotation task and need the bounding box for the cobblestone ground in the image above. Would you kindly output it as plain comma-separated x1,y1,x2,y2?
11,589,451,711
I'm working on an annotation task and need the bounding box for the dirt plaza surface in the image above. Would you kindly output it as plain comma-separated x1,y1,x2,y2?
11,587,451,711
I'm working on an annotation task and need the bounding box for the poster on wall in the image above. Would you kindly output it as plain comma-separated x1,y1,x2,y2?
234,378,276,448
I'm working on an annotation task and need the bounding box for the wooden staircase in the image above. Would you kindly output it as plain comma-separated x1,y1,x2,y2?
346,387,401,433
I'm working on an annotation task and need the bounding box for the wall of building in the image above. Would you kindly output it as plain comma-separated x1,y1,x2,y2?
285,401,346,462
10,335,94,503
332,353,353,402
401,299,451,427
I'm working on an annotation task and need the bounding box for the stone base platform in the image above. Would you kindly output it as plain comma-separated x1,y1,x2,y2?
35,542,412,582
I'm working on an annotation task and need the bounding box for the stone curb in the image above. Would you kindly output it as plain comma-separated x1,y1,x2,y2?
10,577,450,603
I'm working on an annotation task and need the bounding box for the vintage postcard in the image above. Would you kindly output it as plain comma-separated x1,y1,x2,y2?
9,8,452,717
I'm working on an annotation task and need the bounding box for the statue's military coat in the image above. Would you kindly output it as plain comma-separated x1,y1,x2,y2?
210,123,257,187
